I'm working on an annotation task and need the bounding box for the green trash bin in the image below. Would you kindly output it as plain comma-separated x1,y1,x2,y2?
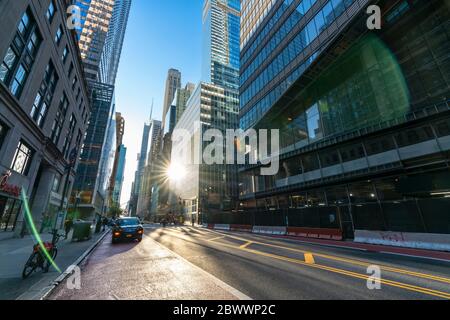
72,221,93,242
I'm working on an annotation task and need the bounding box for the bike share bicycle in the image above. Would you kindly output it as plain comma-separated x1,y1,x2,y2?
22,230,64,279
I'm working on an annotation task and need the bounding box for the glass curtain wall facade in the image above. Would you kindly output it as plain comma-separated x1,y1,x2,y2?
171,83,240,222
75,0,115,82
112,144,126,205
98,0,132,85
202,0,241,91
234,0,450,237
72,82,115,218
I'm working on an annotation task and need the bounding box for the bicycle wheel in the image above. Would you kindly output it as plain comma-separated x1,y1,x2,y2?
43,248,58,273
22,252,39,279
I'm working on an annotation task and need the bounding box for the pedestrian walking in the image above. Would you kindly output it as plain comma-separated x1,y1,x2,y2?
64,218,74,239
102,216,108,232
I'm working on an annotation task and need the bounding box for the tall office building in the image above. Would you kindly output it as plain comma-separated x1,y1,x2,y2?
129,122,150,216
108,112,125,205
98,0,132,85
237,0,450,245
162,69,181,129
75,0,115,82
72,0,131,218
171,83,240,222
75,0,131,84
240,0,276,50
71,82,115,218
0,0,90,234
202,0,240,90
171,82,196,130
112,144,127,206
136,119,162,219
170,0,241,223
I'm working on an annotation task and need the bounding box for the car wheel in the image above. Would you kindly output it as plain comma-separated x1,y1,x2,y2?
112,238,118,244
137,237,142,242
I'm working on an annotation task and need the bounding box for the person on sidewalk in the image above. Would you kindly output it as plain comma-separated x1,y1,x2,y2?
64,218,73,240
102,216,108,232
39,214,51,234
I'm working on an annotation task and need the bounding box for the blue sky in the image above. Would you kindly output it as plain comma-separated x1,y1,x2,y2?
115,0,203,207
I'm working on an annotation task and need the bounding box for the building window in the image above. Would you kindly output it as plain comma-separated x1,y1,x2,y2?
0,9,42,98
54,26,63,46
50,93,69,145
0,48,17,83
30,60,58,127
46,0,56,23
11,140,34,175
52,174,61,193
0,120,9,150
62,46,68,64
395,126,435,148
63,114,76,158
435,119,450,137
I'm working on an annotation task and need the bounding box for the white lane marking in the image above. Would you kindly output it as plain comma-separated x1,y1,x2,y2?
149,237,252,300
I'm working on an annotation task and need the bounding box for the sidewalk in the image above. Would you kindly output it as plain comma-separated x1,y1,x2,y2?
0,229,108,300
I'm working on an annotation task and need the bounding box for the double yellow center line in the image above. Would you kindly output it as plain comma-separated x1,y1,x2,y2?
203,229,450,299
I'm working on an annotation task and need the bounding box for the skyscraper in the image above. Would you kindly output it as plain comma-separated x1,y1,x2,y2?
109,112,125,205
202,0,240,91
172,82,196,129
72,0,131,218
170,0,241,224
98,0,132,85
162,69,181,130
238,0,450,244
75,0,131,84
240,0,276,49
130,122,151,215
75,0,115,82
136,119,162,219
72,82,115,218
112,144,127,206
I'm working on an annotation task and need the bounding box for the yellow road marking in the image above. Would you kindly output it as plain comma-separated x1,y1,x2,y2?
206,229,450,285
304,253,315,264
240,241,253,249
154,228,450,299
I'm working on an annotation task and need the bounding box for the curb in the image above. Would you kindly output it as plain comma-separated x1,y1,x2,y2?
38,230,110,300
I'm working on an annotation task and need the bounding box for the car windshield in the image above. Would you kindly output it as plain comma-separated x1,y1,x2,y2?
117,218,139,226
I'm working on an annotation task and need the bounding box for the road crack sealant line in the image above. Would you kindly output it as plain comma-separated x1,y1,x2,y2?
39,230,110,300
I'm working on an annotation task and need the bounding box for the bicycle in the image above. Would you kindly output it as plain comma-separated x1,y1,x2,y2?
22,231,64,279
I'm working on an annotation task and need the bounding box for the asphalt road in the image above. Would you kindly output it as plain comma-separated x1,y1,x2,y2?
51,225,450,300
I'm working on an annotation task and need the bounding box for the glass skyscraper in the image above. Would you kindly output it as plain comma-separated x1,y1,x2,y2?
170,0,241,224
236,0,450,241
72,0,131,218
75,0,131,84
202,0,241,91
112,144,127,205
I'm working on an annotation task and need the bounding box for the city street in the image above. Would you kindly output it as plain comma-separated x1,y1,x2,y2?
50,226,450,300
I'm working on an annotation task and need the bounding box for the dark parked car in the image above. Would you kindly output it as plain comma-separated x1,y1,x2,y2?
112,217,144,244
